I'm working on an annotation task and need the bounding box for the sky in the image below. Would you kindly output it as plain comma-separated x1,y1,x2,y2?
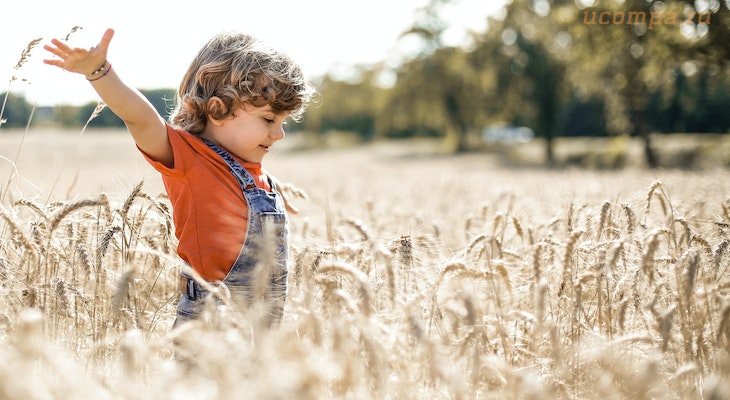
1,0,508,107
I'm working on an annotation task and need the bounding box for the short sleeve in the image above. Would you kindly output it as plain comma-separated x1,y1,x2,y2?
137,124,189,177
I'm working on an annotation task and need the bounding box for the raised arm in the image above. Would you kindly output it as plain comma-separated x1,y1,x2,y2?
43,28,173,167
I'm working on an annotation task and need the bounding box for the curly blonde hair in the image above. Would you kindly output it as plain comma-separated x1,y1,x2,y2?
170,31,315,135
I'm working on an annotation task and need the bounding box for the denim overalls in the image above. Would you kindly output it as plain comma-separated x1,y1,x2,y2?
175,138,289,326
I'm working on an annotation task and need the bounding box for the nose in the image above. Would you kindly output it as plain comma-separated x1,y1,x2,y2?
270,123,285,141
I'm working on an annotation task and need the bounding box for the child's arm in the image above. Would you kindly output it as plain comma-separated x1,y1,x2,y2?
43,28,173,167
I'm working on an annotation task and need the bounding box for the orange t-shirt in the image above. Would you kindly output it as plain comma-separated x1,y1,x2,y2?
139,124,272,281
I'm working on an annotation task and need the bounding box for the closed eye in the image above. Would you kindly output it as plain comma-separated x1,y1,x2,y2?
263,117,275,124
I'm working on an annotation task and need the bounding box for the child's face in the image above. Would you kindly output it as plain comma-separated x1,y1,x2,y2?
213,104,289,163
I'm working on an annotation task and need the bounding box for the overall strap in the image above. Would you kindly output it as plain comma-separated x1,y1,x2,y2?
262,168,278,191
201,138,257,191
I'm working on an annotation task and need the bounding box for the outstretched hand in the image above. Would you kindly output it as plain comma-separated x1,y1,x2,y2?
43,28,114,76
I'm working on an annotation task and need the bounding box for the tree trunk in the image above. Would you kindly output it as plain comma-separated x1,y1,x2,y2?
641,132,658,169
634,111,658,168
444,93,469,153
545,136,555,167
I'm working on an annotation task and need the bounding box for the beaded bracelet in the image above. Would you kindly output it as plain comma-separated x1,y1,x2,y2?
87,60,108,76
87,63,112,82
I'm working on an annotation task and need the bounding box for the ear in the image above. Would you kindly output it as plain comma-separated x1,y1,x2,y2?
206,96,228,125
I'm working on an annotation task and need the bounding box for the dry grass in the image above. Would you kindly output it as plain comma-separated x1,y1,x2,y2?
1,128,730,399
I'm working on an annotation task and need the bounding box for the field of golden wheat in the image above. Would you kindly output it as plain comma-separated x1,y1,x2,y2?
1,128,730,399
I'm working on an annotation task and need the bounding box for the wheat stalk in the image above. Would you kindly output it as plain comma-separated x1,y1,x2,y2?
48,199,102,233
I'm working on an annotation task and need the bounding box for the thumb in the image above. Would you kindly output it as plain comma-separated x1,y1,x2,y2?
97,28,115,54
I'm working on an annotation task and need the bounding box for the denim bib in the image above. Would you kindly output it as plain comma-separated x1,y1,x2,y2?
175,138,289,324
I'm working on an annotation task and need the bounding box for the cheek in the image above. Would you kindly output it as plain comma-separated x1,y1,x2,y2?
240,125,269,145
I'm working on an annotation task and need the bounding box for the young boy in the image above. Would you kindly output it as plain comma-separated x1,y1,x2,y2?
43,28,314,326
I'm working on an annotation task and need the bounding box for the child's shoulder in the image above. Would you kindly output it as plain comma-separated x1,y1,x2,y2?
155,124,219,173
165,124,194,141
165,124,206,151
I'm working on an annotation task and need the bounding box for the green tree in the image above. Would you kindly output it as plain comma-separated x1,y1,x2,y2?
380,46,484,150
675,0,730,64
301,69,388,140
0,92,33,128
54,104,84,127
57,88,176,128
468,0,569,165
554,0,729,167
377,0,486,151
142,88,177,121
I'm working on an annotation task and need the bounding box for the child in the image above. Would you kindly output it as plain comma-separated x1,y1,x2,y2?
43,28,314,327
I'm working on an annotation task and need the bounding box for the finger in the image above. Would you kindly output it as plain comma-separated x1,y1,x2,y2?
50,38,72,53
43,59,63,68
97,28,115,53
43,44,66,58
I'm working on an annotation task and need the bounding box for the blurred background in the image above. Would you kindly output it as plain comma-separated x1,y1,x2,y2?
2,0,729,170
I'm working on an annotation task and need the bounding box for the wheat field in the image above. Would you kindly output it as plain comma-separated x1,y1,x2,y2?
1,128,730,399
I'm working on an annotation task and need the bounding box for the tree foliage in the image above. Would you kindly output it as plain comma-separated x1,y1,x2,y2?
301,70,388,140
0,89,176,129
0,92,33,128
313,0,730,166
3,1,730,168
